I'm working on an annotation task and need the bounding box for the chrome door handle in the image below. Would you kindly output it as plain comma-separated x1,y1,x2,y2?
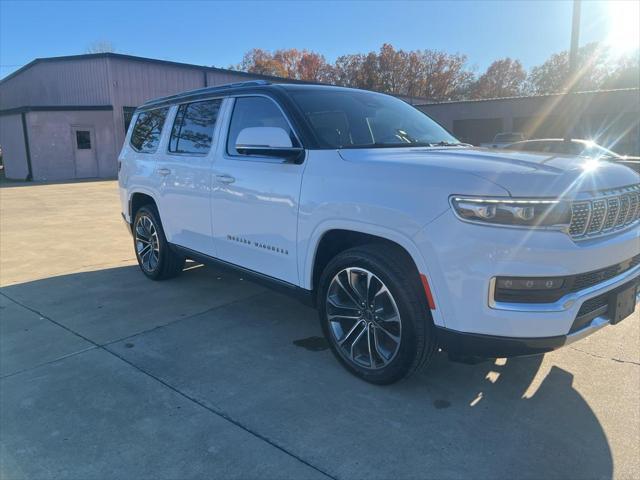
157,168,171,176
216,174,236,184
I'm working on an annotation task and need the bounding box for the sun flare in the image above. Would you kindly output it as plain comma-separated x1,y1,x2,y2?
605,0,640,54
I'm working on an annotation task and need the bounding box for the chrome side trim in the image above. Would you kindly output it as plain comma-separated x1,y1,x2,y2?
489,262,640,312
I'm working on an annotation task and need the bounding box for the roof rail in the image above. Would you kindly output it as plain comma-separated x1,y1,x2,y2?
141,80,272,107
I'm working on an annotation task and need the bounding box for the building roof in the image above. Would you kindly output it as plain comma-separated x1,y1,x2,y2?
416,87,640,107
0,52,310,86
0,52,433,104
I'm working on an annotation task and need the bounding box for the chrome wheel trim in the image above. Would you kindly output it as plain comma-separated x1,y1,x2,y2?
326,267,402,370
135,214,160,273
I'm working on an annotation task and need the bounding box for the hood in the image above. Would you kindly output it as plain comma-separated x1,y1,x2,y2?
339,147,640,197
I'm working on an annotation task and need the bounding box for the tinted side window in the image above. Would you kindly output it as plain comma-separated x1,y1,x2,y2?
130,108,169,153
227,97,296,156
169,99,222,154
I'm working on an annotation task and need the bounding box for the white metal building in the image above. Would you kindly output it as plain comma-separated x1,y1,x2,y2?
0,53,294,181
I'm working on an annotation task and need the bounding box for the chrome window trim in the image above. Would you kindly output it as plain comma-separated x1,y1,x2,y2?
488,262,640,312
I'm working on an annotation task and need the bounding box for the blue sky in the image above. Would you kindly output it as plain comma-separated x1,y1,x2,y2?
0,0,632,79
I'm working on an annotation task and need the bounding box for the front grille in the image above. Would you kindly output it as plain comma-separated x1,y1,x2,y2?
570,254,640,292
569,184,640,240
494,254,640,304
571,293,610,333
576,293,609,317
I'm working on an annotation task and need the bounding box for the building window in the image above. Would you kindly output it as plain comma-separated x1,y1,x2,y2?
76,130,92,150
130,107,169,153
169,99,222,154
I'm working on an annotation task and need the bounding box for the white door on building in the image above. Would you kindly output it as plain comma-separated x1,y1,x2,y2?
72,126,98,178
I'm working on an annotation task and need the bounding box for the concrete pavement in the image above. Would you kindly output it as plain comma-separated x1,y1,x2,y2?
1,180,638,479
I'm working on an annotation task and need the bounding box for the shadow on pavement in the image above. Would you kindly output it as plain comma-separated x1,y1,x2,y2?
0,263,613,479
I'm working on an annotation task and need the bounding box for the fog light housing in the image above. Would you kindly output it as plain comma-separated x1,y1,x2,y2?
496,277,564,290
494,276,567,303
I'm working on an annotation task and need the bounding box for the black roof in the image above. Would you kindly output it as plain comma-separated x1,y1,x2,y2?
137,81,378,111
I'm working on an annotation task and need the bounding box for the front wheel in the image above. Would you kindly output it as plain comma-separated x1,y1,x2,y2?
318,245,436,384
133,204,185,280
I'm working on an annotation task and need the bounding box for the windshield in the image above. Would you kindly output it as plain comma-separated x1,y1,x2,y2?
289,89,460,149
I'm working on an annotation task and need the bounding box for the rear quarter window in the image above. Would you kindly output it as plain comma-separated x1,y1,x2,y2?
130,108,169,153
169,99,222,155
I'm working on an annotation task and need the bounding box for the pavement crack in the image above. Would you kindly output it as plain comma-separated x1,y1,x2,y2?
0,290,335,479
569,345,640,366
102,291,268,347
107,348,337,480
0,346,98,380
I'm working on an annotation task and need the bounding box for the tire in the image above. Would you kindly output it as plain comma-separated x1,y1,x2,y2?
318,244,436,384
133,204,185,280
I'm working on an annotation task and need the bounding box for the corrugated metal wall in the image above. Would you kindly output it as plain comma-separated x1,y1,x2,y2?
418,89,640,154
0,114,29,179
0,58,111,110
0,54,278,179
108,57,206,150
205,70,258,87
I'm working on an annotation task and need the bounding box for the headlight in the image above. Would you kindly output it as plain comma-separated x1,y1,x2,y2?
450,196,572,228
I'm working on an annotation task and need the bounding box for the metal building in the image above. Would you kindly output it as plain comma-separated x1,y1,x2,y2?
418,88,640,155
2,53,638,181
0,53,293,181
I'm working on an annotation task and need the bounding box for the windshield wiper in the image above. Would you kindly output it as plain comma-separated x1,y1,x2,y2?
433,141,469,147
339,142,438,149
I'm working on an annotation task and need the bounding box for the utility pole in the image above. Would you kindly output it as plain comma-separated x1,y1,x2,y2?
565,0,581,141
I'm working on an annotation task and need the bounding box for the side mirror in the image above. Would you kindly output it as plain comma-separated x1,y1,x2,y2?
235,127,304,163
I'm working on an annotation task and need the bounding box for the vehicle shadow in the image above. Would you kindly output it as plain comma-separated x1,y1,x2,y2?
0,263,614,479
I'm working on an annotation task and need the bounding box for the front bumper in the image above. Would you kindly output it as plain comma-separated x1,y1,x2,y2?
415,209,640,339
436,288,639,357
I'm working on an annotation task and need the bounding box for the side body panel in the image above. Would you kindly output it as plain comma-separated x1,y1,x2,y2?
208,97,306,285
296,149,512,327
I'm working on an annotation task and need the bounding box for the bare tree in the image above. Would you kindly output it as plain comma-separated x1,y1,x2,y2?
85,41,116,54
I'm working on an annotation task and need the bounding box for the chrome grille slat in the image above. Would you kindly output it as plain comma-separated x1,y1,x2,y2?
569,184,640,240
617,195,630,227
586,199,607,234
626,193,638,224
603,197,620,231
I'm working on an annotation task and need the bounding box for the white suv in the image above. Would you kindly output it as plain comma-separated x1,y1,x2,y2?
119,81,640,384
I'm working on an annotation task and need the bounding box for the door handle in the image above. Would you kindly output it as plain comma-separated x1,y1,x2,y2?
216,174,236,184
157,168,171,176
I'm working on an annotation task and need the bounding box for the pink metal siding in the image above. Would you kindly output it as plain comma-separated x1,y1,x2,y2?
0,58,110,110
0,54,281,179
0,114,29,180
108,57,206,150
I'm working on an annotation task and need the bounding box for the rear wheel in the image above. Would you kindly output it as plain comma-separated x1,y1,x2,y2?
318,244,436,384
133,204,185,280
